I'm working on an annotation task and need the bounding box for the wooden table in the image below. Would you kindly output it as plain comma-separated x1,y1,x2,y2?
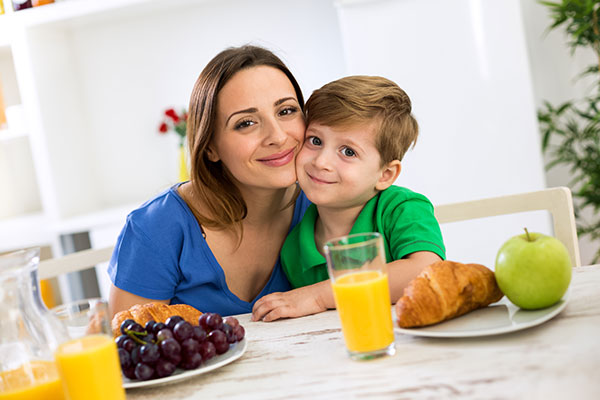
127,265,600,400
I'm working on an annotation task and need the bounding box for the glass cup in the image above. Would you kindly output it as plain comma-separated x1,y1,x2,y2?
51,298,125,400
324,232,395,360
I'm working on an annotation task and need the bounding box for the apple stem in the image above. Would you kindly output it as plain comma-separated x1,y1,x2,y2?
524,227,532,242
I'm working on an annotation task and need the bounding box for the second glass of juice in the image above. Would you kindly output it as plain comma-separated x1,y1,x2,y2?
51,298,125,400
324,232,395,360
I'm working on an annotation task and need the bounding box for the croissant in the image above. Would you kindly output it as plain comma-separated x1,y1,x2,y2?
111,302,202,337
396,260,503,328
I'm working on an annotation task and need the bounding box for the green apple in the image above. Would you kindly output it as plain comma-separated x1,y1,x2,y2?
495,228,572,309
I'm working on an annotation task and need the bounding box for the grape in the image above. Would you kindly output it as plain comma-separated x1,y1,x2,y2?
165,315,184,330
180,338,200,356
121,338,136,353
214,340,229,355
153,322,167,334
168,352,182,367
122,366,137,380
173,321,193,342
155,358,177,378
115,334,128,348
134,363,154,381
143,332,156,344
192,326,207,342
118,348,132,369
221,323,236,344
144,320,156,333
127,323,144,334
205,313,223,330
156,328,174,342
233,325,245,341
120,319,136,334
198,313,210,329
199,341,216,361
159,338,181,361
131,346,141,364
180,353,202,370
223,316,239,328
139,343,160,364
207,329,227,346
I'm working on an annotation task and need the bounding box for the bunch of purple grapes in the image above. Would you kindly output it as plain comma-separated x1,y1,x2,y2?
115,312,245,381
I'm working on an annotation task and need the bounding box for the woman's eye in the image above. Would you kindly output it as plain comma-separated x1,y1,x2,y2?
341,147,356,157
235,119,255,130
279,106,298,117
308,136,322,146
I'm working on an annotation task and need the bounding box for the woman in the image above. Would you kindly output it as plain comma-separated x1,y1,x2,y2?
108,45,310,317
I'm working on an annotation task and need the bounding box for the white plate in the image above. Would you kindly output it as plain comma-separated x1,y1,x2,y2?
394,294,569,338
123,338,247,389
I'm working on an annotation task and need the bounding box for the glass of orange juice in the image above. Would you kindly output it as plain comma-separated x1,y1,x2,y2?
51,299,125,400
324,232,395,361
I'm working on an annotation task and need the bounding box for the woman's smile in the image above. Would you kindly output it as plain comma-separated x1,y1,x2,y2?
257,147,296,167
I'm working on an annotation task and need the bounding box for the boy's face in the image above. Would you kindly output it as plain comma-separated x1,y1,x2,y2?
296,121,393,209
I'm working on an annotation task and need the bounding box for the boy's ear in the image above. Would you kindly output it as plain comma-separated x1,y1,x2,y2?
375,160,401,191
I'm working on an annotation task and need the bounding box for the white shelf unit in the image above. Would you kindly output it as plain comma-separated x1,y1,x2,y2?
0,0,346,287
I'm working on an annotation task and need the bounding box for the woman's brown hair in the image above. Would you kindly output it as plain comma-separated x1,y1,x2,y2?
186,45,304,235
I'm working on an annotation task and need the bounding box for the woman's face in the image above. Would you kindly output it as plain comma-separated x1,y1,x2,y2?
209,66,305,192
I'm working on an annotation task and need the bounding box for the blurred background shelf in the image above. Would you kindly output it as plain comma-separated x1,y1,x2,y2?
0,0,595,303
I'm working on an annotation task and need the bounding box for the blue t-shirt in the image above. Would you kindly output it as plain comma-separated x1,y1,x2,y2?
108,184,311,316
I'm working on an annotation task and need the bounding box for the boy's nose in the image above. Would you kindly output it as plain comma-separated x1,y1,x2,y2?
312,151,332,170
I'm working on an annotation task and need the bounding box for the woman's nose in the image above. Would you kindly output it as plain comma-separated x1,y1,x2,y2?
264,118,287,146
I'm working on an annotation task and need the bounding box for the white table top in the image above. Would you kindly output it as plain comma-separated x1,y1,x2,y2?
127,265,600,400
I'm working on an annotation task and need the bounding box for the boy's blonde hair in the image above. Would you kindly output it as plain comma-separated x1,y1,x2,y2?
304,76,418,165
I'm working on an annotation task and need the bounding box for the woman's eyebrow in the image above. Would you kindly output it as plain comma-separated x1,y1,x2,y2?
225,107,258,126
274,97,296,106
225,97,297,126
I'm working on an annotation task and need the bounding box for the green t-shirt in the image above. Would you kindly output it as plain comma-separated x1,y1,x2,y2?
281,185,446,289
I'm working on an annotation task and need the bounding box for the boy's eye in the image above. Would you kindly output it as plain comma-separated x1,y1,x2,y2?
308,136,322,146
235,119,255,130
341,147,356,157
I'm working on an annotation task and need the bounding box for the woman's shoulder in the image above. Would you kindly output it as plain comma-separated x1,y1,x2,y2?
126,184,194,230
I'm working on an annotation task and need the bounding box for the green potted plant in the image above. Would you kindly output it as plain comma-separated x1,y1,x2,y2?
537,0,600,262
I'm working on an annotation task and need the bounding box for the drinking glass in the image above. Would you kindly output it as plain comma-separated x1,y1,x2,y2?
324,232,395,360
51,298,125,400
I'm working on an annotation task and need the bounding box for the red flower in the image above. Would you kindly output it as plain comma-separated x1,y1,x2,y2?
159,122,168,133
165,108,180,123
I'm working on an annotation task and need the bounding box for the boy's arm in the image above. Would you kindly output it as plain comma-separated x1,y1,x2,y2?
252,251,440,322
251,281,334,322
388,251,442,302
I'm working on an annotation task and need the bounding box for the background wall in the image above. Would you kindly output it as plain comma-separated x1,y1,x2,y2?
1,0,596,301
520,0,598,265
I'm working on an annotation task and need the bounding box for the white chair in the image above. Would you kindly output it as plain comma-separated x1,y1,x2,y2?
434,186,581,267
38,246,114,280
37,187,581,280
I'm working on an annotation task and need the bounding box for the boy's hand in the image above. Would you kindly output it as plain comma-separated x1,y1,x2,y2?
251,282,332,322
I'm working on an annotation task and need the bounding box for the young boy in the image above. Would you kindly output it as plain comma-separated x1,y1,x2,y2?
252,76,445,321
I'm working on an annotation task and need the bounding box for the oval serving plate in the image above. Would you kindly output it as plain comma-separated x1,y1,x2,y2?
394,293,569,338
123,338,247,389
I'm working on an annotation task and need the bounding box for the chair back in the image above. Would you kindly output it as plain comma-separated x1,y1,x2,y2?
434,187,581,267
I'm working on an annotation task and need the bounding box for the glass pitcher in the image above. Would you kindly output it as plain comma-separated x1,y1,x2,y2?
0,248,67,399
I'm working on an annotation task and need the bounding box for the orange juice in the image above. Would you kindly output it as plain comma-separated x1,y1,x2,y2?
0,360,64,400
332,270,394,353
54,334,125,400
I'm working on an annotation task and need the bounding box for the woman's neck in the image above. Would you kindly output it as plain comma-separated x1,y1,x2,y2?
239,185,297,227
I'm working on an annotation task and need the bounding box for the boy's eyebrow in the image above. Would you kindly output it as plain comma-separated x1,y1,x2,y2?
225,97,297,126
